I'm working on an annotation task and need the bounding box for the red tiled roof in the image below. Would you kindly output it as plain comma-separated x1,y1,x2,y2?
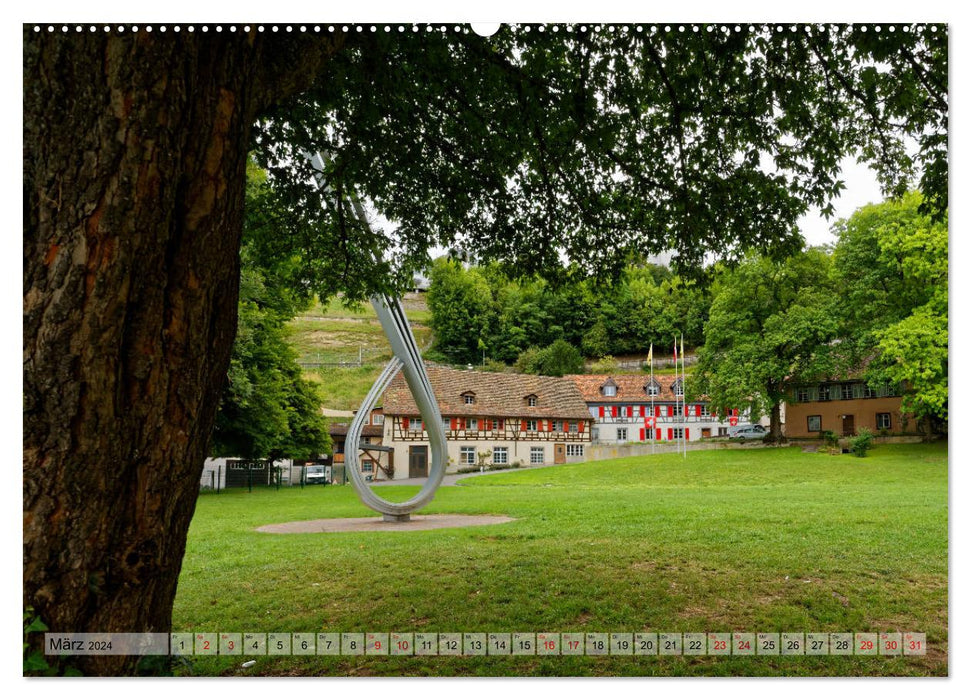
566,374,690,403
382,365,590,419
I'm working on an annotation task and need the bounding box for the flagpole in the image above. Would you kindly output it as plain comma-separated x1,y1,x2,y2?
649,343,655,455
673,337,678,456
681,333,687,459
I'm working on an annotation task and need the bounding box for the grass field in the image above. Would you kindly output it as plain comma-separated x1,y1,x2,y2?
173,443,948,676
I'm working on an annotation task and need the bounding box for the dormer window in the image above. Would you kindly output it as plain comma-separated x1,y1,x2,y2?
672,379,683,397
644,380,660,397
462,391,476,405
601,378,618,397
525,394,538,407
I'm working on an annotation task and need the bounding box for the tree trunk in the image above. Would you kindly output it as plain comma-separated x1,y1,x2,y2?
23,28,340,675
769,401,784,442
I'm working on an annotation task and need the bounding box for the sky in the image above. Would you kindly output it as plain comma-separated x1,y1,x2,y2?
796,156,888,247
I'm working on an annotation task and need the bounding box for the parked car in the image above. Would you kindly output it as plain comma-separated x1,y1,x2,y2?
304,465,329,485
728,424,768,440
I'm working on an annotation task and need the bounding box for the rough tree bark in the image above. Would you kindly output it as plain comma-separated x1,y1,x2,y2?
23,27,341,674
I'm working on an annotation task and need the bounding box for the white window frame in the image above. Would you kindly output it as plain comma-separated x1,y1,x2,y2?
468,418,479,431
700,405,711,417
569,421,579,433
617,427,628,441
877,412,892,430
493,447,508,465
527,395,538,407
526,419,538,431
603,385,617,397
464,394,476,405
529,446,545,464
566,444,584,457
362,460,374,473
460,446,476,465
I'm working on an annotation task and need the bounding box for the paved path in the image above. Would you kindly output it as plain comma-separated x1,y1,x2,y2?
257,513,514,534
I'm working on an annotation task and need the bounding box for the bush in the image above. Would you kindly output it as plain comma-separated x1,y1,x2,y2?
515,340,584,376
590,355,620,374
476,358,509,373
821,430,840,455
851,427,874,457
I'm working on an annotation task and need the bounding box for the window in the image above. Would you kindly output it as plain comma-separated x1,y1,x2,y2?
877,412,892,430
645,382,660,397
717,427,728,437
372,413,385,425
818,385,831,401
841,384,853,400
807,415,822,432
443,417,451,431
463,394,476,405
526,395,538,407
460,446,476,465
672,379,683,397
617,428,628,441
863,384,874,398
603,385,617,397
672,427,684,439
468,418,479,431
796,387,809,403
362,436,372,445
526,419,538,431
362,461,374,473
530,447,545,464
493,447,508,465
566,444,584,457
569,421,579,433
700,405,711,417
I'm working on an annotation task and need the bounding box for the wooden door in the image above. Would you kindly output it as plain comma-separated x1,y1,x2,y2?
408,445,428,478
554,443,566,464
842,414,855,436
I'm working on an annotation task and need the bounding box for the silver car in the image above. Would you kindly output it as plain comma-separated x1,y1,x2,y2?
728,424,768,440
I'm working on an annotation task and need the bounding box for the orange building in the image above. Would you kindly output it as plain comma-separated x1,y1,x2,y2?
784,379,909,438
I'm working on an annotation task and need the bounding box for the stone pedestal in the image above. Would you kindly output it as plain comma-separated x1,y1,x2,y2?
382,513,411,523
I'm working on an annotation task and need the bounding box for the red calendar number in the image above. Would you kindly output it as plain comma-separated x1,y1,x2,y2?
227,640,235,650
909,640,922,650
860,640,873,651
397,640,409,651
738,641,751,650
714,640,727,651
203,640,210,650
885,640,898,650
569,640,579,650
544,640,556,650
374,640,382,649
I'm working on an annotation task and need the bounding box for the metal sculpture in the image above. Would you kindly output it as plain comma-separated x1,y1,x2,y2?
309,153,448,521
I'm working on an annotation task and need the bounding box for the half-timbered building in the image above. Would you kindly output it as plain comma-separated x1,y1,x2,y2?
381,365,592,478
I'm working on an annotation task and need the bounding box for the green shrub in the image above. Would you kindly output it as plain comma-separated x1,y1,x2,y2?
851,427,874,457
590,355,620,374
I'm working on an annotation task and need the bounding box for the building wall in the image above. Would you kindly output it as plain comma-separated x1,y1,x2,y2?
588,403,759,443
382,419,590,478
785,396,906,437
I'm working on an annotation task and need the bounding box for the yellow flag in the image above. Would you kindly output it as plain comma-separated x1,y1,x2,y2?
647,344,653,365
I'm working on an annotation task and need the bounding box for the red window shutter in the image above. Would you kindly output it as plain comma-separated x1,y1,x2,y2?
460,418,466,430
685,428,690,441
450,418,457,431
684,405,689,417
402,418,409,430
599,406,605,418
499,419,504,430
521,420,527,431
667,405,674,417
639,405,645,417
639,428,645,441
667,428,673,441
656,428,662,441
578,421,585,432
611,406,618,417
655,405,661,417
695,405,702,417
538,420,544,431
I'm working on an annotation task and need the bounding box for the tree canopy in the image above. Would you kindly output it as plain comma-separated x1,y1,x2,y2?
831,192,948,426
253,24,947,297
695,248,839,438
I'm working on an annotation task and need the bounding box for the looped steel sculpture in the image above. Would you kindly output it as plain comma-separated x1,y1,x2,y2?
309,152,448,521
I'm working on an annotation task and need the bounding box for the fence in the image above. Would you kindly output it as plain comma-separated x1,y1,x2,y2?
199,461,347,493
297,347,387,369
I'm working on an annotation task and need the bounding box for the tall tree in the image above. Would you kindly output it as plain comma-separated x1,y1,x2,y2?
695,249,839,439
23,24,946,673
831,192,948,428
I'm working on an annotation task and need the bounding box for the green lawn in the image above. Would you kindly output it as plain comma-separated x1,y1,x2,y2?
173,443,947,676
